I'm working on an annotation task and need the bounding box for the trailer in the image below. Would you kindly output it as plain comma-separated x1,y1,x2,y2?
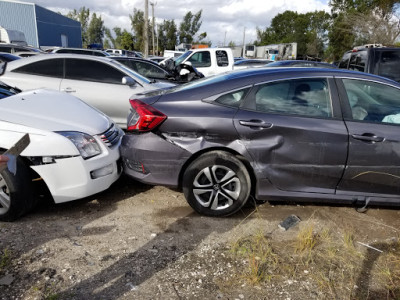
244,43,297,61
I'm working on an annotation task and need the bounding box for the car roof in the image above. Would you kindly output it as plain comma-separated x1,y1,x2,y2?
3,53,153,84
222,67,400,85
5,53,117,70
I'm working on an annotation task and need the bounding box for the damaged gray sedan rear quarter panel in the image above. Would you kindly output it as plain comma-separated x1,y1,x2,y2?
122,77,258,187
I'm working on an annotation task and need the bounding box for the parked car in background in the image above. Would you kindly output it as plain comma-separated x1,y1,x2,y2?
338,46,400,82
51,48,110,57
0,52,20,63
265,60,337,68
148,56,165,63
105,49,143,57
0,80,123,221
0,43,42,54
0,54,175,128
110,56,203,84
14,51,43,58
233,59,272,70
121,68,400,217
164,48,234,76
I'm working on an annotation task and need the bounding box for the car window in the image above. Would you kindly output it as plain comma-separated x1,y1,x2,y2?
14,47,28,53
93,51,106,56
188,51,211,68
338,52,351,69
127,61,166,79
214,88,250,108
342,79,400,123
348,51,367,72
253,78,332,118
0,46,11,53
216,50,229,67
378,51,400,82
65,58,126,84
12,59,64,77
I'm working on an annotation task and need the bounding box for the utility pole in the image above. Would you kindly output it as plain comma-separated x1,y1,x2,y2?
144,0,149,58
242,27,246,57
156,23,159,54
224,31,227,47
150,2,156,56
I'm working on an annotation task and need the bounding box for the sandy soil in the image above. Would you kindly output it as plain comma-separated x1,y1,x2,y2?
1,175,399,299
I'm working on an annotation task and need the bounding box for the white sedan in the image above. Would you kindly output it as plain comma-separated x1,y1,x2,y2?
0,54,175,128
0,81,123,221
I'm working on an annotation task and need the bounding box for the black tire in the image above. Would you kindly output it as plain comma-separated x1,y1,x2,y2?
183,151,251,217
0,156,34,222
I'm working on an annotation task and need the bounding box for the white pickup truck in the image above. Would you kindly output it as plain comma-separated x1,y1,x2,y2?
172,48,234,77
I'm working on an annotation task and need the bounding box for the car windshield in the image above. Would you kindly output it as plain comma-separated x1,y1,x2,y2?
0,81,20,99
109,60,152,84
174,51,192,66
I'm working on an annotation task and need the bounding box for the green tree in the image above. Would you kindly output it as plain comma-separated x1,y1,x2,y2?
130,8,152,52
66,7,90,47
87,13,105,45
327,0,400,60
120,30,134,50
178,10,203,44
104,27,115,48
158,19,178,52
255,10,330,59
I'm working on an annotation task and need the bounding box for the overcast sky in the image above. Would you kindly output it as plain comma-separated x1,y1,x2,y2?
23,0,330,47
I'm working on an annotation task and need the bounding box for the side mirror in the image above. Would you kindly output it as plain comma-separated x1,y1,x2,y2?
122,76,136,86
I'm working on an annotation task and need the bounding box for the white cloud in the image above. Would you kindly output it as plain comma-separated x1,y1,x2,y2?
22,0,329,47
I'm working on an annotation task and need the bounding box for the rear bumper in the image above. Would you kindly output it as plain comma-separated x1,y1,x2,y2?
121,132,191,187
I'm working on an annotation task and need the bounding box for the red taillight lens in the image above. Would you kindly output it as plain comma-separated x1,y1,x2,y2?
127,99,167,132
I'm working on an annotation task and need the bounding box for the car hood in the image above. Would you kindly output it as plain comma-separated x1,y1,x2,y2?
0,89,111,134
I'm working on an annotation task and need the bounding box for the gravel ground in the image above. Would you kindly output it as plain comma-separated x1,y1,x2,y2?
1,175,400,299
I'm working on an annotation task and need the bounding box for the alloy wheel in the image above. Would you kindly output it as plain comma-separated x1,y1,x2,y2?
192,165,241,210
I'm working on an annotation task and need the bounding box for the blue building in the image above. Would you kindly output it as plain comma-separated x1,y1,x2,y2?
0,0,82,48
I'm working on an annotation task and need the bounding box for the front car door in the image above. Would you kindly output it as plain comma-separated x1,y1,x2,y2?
233,77,349,197
336,77,400,199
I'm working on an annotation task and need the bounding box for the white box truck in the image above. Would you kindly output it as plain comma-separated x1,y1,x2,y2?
0,26,27,46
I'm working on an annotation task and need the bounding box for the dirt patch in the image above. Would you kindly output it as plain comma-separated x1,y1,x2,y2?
0,175,399,299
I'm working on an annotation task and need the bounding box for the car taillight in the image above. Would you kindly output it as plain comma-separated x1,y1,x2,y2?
127,99,167,132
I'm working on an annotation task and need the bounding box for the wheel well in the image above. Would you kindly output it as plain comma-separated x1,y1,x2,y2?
177,147,257,196
0,148,52,200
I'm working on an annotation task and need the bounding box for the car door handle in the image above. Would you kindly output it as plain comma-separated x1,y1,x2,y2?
239,120,272,129
61,87,76,93
351,134,384,142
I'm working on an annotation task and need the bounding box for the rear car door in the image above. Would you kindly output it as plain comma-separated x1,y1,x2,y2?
4,58,63,91
336,78,400,198
233,77,349,195
61,58,145,127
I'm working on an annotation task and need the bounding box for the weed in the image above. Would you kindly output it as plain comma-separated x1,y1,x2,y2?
295,223,318,253
377,239,400,299
0,248,11,270
231,231,279,284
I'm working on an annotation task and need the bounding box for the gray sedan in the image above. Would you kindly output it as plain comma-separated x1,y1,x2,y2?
121,68,400,216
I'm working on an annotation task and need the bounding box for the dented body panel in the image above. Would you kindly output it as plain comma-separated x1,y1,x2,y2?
233,109,348,194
